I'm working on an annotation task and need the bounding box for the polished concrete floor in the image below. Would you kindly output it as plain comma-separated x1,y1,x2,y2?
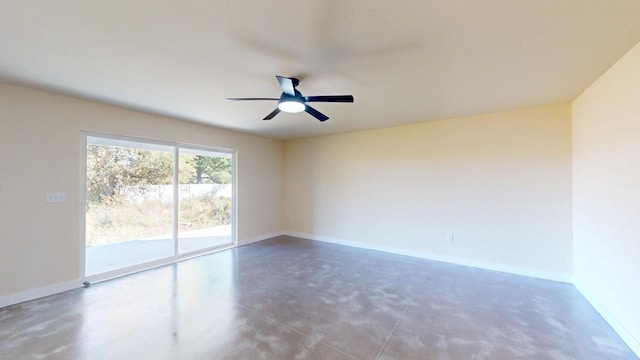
0,236,636,359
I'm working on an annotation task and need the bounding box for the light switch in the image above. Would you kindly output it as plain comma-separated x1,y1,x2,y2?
46,192,67,203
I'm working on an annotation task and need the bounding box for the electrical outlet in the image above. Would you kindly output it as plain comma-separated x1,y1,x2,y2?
46,192,67,203
447,234,454,243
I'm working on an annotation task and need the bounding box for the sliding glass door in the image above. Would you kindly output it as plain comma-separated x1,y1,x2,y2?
84,134,235,280
178,149,233,255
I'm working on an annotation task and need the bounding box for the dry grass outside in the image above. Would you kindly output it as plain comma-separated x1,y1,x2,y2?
86,195,231,247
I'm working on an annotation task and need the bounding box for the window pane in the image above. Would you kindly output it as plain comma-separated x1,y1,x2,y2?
178,149,233,254
85,137,174,276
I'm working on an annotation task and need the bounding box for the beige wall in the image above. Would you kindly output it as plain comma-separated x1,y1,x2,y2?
572,41,640,352
0,83,283,298
284,104,573,277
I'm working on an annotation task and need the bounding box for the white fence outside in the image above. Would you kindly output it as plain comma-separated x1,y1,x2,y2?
121,184,231,203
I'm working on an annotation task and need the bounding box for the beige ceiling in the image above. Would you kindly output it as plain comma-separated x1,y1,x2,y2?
2,1,640,139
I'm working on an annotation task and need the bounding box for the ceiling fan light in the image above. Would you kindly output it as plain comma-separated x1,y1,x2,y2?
278,100,305,113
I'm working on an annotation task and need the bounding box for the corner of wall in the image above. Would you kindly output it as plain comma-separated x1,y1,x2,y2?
574,280,640,357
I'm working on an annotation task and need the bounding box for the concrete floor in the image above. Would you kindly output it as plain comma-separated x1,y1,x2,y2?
0,236,636,359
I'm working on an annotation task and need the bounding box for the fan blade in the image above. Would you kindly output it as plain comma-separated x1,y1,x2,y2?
263,108,281,120
305,105,329,122
226,97,279,101
276,75,297,96
305,95,354,103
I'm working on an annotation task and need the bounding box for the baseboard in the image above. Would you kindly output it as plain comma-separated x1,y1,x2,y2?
284,231,572,283
292,230,640,355
0,280,82,309
574,281,640,357
0,232,285,308
1,232,636,357
239,230,286,246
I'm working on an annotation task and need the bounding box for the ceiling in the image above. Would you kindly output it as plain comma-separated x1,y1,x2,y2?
2,1,640,140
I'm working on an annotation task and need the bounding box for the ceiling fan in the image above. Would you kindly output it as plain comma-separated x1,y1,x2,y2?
226,75,354,122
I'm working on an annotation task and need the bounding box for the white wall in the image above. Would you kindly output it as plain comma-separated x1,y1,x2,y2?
572,41,640,353
0,83,283,299
284,104,573,279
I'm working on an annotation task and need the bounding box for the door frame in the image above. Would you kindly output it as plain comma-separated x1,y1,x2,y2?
80,131,237,283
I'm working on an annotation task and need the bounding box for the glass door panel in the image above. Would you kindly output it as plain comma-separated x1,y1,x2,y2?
177,148,233,254
85,137,175,276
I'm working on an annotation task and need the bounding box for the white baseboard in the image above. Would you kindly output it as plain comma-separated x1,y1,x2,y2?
239,230,286,246
574,281,640,358
0,232,636,357
0,280,82,309
284,231,572,283
0,231,286,308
